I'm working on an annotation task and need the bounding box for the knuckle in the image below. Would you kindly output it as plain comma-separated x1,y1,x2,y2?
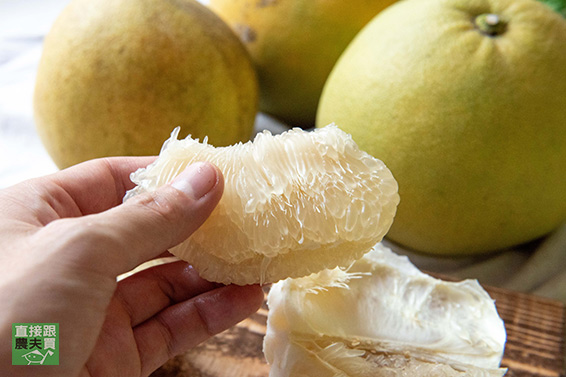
127,188,192,247
34,217,110,268
155,313,177,359
193,298,215,337
132,189,189,227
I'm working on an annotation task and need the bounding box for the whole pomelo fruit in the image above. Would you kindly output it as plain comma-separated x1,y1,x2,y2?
317,0,566,255
208,0,398,128
34,0,258,169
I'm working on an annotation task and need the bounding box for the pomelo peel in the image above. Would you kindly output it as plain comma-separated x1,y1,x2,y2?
34,0,258,168
208,0,398,127
264,243,507,376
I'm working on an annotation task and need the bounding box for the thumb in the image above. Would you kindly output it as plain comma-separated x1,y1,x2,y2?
60,161,224,276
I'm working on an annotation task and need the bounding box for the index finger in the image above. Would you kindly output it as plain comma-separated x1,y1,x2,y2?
50,156,156,216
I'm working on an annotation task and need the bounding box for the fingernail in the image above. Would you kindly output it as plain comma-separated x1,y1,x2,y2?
171,162,217,199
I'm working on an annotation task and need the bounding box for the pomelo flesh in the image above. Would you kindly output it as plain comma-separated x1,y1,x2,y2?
125,125,400,285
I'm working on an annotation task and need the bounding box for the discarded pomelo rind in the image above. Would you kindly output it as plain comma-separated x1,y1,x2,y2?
264,243,507,376
125,125,399,285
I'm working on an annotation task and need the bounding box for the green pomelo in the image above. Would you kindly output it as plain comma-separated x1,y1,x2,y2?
317,0,566,255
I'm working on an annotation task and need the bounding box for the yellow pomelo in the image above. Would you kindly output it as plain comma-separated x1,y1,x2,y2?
208,0,397,128
125,125,400,285
317,0,566,255
34,0,258,169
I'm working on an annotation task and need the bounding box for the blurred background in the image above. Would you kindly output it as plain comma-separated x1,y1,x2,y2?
0,0,64,187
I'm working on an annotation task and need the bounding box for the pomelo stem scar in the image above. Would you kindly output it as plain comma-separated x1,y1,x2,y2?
474,13,507,36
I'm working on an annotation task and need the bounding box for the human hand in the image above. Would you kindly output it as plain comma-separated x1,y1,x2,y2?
0,157,264,376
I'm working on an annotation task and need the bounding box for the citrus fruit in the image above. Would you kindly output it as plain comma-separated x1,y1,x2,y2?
34,0,258,169
264,243,507,376
125,125,400,285
208,0,397,128
317,0,566,255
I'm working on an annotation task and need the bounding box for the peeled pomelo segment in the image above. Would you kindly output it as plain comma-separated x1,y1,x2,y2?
125,125,399,285
264,243,507,376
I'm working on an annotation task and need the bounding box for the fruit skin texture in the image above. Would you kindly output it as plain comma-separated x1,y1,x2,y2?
208,0,397,128
317,0,566,255
125,125,400,285
34,0,258,169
